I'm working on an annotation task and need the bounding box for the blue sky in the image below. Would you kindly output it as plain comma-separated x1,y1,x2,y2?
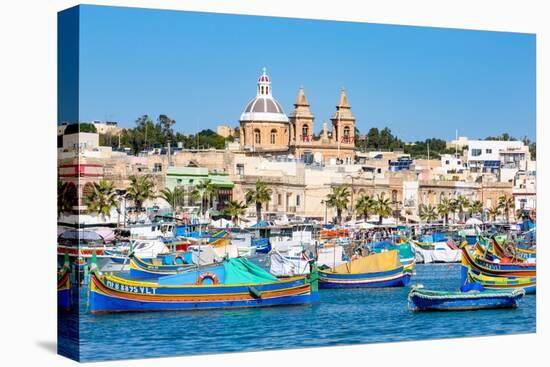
74,5,536,141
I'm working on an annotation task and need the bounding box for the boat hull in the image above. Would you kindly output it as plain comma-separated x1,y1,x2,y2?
319,266,411,289
89,272,319,313
408,289,525,311
57,269,71,312
128,255,195,278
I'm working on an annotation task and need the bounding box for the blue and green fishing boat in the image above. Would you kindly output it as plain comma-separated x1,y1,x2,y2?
89,256,320,313
408,287,525,311
129,253,196,278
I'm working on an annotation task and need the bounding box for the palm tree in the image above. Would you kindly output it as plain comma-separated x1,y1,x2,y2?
455,195,470,222
515,208,527,222
374,192,392,225
83,180,118,220
245,181,272,222
225,200,248,226
419,204,438,224
487,205,501,222
436,197,452,226
468,200,483,218
196,178,218,215
127,175,155,211
498,195,515,224
159,187,186,214
355,194,375,221
325,186,351,225
57,180,76,218
449,198,459,223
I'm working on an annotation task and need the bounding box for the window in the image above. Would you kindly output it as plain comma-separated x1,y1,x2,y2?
270,129,277,144
296,195,301,207
153,163,162,172
445,160,450,165
471,148,482,157
254,129,261,144
301,125,309,141
236,164,244,176
277,194,282,205
343,126,350,137
486,149,492,154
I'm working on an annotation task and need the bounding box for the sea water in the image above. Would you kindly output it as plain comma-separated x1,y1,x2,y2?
59,263,536,362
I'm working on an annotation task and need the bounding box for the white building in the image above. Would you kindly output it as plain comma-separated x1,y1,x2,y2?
467,140,529,175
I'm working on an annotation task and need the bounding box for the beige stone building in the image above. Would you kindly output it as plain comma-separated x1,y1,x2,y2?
216,125,235,138
238,69,356,164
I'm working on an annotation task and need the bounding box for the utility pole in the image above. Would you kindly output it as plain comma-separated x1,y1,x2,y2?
427,140,430,160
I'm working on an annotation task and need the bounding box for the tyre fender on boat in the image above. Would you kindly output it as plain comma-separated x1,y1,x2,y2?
197,272,219,285
173,255,186,265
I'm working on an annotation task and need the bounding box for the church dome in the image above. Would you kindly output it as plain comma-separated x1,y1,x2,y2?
240,68,289,123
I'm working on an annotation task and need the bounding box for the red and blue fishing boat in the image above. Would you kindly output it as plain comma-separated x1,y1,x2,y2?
89,255,320,313
318,250,411,289
58,254,71,312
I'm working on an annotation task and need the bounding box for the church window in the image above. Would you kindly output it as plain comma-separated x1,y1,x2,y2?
302,125,309,141
270,129,277,144
254,129,261,144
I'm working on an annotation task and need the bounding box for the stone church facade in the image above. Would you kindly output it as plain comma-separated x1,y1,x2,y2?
239,69,356,164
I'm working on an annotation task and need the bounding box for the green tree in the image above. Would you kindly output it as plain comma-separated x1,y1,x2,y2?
64,122,97,134
325,186,351,225
455,195,470,222
419,204,438,224
436,197,452,225
224,200,248,226
373,192,393,225
498,195,515,224
487,205,501,222
469,200,483,218
127,175,155,210
245,181,272,222
57,180,77,217
355,194,375,221
196,179,218,215
83,180,118,220
159,187,186,214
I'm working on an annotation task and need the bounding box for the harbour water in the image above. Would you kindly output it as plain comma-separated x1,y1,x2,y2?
60,263,536,362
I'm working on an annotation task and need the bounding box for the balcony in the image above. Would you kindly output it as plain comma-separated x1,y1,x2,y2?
300,135,313,143
340,135,354,144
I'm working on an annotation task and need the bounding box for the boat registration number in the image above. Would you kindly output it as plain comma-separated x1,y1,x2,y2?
106,280,157,295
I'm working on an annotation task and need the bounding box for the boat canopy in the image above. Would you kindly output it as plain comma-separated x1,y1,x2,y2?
331,250,401,274
223,257,280,284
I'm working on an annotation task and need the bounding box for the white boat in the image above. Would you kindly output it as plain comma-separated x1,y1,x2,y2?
410,241,461,263
124,221,176,240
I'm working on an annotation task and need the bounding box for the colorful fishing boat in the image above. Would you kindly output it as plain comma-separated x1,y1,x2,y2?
58,254,71,312
318,250,411,289
371,240,416,268
461,245,536,277
408,287,525,311
463,268,536,294
129,253,196,278
89,255,320,313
